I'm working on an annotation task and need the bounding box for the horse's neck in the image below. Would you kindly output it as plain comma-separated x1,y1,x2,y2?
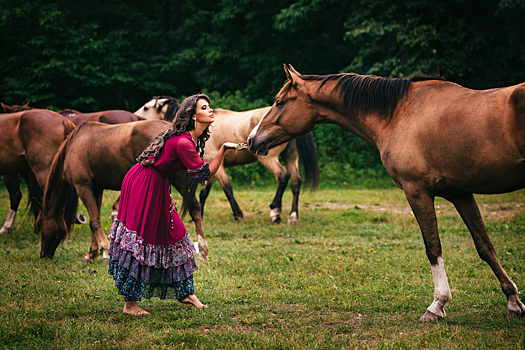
315,90,383,146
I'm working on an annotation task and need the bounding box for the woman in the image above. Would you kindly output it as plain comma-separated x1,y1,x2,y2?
108,93,245,315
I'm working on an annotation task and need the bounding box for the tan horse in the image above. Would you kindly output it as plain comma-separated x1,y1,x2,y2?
0,109,77,234
136,97,319,224
248,64,525,322
38,120,209,262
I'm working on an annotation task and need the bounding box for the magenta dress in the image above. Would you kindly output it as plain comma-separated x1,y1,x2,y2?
108,133,209,301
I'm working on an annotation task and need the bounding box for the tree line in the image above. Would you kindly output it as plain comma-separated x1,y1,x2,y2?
1,0,524,186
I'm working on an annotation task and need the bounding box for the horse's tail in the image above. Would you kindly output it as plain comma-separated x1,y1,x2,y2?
61,118,79,232
25,170,43,220
39,125,81,235
296,132,320,191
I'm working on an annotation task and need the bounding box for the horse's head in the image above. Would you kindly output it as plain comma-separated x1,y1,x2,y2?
1,101,31,113
248,64,318,155
135,96,181,121
36,212,68,259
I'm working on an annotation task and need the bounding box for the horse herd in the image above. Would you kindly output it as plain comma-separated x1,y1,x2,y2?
3,65,525,322
0,96,319,262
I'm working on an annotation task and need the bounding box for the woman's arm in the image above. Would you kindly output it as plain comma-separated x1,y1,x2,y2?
208,143,247,177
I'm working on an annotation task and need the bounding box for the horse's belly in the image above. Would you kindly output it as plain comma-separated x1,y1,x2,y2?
435,163,525,196
0,156,29,175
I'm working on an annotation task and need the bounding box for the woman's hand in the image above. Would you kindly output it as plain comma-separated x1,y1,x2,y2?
169,195,177,211
223,142,248,151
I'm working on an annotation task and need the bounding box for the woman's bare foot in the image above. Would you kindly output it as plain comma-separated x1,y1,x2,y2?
123,301,150,315
180,294,208,308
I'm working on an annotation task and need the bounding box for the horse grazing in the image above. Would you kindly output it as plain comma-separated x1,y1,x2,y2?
248,64,525,322
0,109,77,234
136,97,320,224
38,120,209,262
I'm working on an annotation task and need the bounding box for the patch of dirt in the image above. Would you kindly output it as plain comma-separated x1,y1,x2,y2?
319,201,525,222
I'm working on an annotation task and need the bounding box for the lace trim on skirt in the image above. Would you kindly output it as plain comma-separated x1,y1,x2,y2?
109,219,196,269
108,260,195,302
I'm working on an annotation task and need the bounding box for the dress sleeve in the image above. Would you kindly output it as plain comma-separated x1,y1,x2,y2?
177,137,210,184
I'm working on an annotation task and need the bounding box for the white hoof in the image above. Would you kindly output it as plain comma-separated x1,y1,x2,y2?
287,212,298,225
0,209,16,234
271,208,282,224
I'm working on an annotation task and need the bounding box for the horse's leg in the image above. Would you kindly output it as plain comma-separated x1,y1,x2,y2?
214,167,244,220
0,175,22,234
76,185,109,263
199,178,215,218
257,156,290,224
171,178,209,260
451,194,525,317
403,183,451,322
280,144,302,224
110,194,120,221
190,196,208,261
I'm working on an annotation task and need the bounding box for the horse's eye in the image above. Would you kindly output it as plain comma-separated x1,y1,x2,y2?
276,100,285,108
144,107,149,111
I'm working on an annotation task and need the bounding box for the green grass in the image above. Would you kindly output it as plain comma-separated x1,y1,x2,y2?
1,185,525,349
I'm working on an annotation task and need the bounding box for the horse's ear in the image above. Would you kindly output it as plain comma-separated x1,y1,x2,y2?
284,63,293,82
23,101,30,107
1,102,7,111
288,65,301,76
284,64,303,87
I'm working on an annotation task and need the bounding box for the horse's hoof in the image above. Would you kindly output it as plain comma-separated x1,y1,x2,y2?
418,310,443,323
0,227,12,234
507,310,525,318
102,258,110,264
198,252,209,261
234,216,244,221
272,217,281,224
287,212,298,225
81,258,93,264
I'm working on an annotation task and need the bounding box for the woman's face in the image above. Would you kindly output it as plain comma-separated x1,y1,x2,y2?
194,99,214,125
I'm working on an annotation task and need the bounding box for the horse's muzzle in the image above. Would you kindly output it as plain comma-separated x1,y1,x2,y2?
248,137,269,156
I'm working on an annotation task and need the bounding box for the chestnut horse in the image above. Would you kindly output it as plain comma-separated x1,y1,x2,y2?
38,120,209,262
135,97,320,224
58,109,145,125
248,64,525,322
0,109,77,234
1,103,147,227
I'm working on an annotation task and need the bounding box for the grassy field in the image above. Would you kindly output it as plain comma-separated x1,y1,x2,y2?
1,183,525,349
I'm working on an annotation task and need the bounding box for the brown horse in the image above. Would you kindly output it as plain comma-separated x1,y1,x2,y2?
38,120,209,262
136,97,319,224
0,109,77,234
58,109,145,125
248,64,525,322
1,104,148,227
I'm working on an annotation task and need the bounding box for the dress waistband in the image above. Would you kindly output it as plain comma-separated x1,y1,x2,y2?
150,165,169,179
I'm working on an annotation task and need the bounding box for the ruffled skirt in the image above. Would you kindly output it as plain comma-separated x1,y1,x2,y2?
108,219,198,302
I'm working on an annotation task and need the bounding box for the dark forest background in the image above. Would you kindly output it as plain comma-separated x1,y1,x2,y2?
1,0,524,187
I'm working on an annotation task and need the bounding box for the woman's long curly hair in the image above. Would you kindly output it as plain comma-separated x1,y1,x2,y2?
136,93,212,217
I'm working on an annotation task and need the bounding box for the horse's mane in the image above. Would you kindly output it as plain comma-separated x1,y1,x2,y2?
278,73,446,119
149,96,181,121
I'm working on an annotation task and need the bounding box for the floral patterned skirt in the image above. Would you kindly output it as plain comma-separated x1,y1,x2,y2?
108,219,198,302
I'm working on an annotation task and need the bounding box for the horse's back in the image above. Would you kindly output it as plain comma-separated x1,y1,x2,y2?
61,120,170,188
384,80,525,195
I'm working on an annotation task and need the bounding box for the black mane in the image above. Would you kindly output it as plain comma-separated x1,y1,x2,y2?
149,95,181,121
300,73,446,119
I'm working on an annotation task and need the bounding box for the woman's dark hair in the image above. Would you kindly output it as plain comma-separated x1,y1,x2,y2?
136,93,211,217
